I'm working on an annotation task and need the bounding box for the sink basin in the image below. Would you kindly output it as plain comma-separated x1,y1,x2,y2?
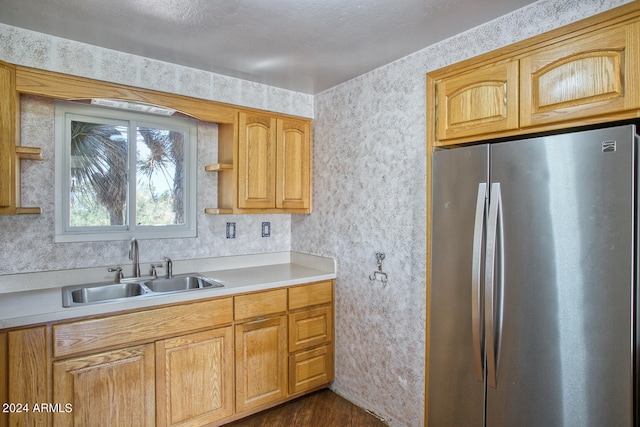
142,274,223,292
63,282,148,306
62,273,224,307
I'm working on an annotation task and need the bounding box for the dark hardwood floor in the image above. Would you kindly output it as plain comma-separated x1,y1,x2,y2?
224,389,388,427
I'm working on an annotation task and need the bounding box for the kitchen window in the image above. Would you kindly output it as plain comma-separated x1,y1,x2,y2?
54,101,197,242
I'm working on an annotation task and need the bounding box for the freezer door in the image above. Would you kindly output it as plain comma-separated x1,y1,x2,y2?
486,125,635,426
429,144,488,427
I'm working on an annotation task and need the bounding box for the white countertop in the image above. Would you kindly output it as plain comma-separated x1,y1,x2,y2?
0,252,336,329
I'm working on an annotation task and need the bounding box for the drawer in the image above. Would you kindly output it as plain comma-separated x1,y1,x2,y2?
53,297,233,358
234,288,287,321
289,345,333,394
288,281,333,311
288,305,333,352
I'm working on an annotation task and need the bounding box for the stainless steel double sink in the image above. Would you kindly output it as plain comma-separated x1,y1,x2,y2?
62,274,223,307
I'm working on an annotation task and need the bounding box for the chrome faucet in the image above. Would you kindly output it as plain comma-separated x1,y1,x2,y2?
129,238,140,277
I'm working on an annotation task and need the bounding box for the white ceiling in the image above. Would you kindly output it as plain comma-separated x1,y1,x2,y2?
0,0,537,94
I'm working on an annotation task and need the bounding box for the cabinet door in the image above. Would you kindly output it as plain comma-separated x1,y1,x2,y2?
6,327,49,427
0,61,16,209
434,60,519,144
289,345,333,395
156,328,234,427
276,118,311,210
235,316,287,413
237,112,277,209
520,20,640,128
52,344,155,427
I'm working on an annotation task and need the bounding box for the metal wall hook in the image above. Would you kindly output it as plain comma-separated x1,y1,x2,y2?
369,252,388,286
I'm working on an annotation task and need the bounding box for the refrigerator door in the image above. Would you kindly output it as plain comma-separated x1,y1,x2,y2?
486,125,635,426
429,144,489,427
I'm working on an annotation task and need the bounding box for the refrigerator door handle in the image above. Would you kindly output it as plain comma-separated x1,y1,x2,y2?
485,182,504,389
471,182,487,383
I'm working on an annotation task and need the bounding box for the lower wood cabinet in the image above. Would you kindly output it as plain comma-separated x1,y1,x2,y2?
234,316,288,413
287,284,334,396
3,327,49,427
0,280,334,427
156,327,234,427
52,344,156,427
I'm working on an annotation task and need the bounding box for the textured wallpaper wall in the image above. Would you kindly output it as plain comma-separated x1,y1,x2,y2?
291,0,633,425
0,24,314,275
0,24,314,118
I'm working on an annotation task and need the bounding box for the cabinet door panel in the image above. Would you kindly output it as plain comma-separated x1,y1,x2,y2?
276,118,310,210
288,306,333,352
235,316,287,413
435,60,519,144
53,344,155,427
156,328,233,427
289,345,333,395
238,112,276,209
7,327,49,427
520,21,640,127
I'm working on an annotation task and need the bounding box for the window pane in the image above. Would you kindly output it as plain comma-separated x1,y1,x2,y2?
69,121,128,227
136,126,185,226
55,100,197,242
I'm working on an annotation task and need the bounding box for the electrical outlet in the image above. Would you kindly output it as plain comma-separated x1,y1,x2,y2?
262,222,271,237
226,222,236,239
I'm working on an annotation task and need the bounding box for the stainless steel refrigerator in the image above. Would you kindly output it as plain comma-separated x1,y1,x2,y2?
428,125,638,426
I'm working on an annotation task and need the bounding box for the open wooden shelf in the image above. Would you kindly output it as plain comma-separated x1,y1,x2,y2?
204,163,232,172
204,208,233,214
16,146,42,160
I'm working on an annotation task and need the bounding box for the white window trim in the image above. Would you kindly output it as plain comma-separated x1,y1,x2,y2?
54,101,198,243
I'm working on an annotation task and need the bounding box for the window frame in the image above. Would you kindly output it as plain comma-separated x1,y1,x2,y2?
54,100,198,243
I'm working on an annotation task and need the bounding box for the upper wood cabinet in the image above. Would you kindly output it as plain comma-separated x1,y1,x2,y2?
235,112,311,213
3,64,310,216
427,4,640,147
434,60,519,142
520,20,640,128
